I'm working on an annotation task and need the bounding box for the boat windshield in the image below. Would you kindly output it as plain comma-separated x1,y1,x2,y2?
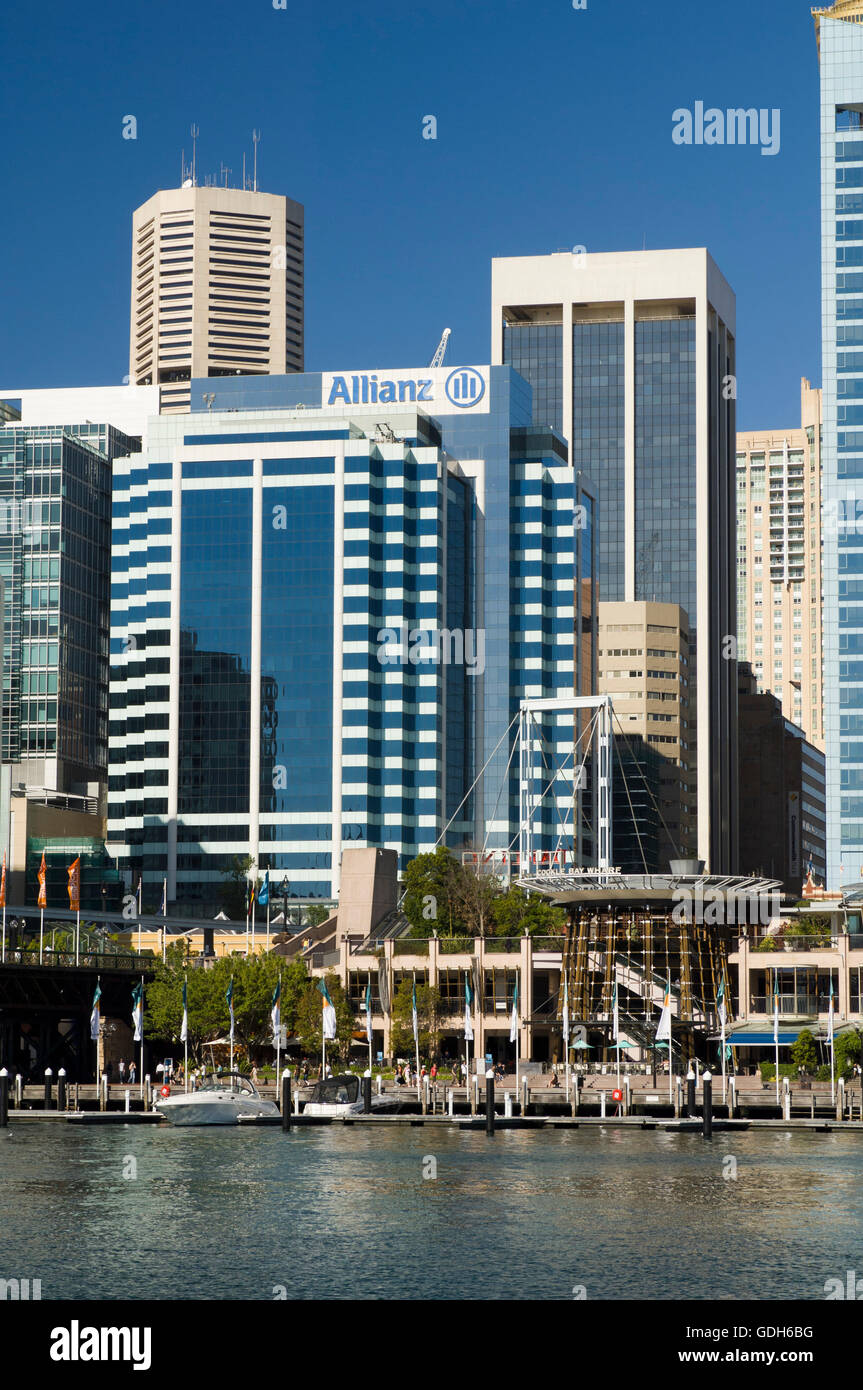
198,1074,257,1097
310,1075,360,1105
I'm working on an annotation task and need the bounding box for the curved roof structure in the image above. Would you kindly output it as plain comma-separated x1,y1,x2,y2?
517,869,783,906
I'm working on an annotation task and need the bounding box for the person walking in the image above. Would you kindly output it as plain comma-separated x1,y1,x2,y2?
129,1060,137,1085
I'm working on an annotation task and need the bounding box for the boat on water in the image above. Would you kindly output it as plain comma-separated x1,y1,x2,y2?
153,1072,280,1127
302,1072,408,1116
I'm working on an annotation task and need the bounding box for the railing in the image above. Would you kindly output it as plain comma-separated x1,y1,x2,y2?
393,939,429,956
749,995,826,1015
749,932,838,952
437,937,475,956
1,948,154,971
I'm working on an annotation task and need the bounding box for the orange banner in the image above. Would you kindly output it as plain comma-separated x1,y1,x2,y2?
67,857,80,913
37,851,47,909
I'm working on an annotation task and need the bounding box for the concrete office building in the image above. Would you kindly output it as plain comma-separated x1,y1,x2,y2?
597,600,696,870
491,249,737,874
130,185,304,414
736,378,824,748
107,366,595,912
813,0,863,887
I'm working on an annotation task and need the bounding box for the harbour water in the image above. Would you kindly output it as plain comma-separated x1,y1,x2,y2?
2,1124,862,1300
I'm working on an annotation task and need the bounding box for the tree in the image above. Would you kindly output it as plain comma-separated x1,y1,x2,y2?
143,946,308,1063
491,885,566,937
790,1028,818,1075
390,978,443,1059
402,847,465,936
305,905,331,929
295,973,355,1063
450,865,502,937
835,1029,862,1079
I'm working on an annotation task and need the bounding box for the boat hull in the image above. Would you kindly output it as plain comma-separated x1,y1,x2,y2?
154,1094,280,1127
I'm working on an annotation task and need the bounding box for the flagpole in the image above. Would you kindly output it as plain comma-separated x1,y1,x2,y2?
721,1015,727,1103
39,906,44,964
774,969,781,1106
2,901,5,964
183,972,188,1092
266,900,271,953
367,972,373,1076
829,979,836,1106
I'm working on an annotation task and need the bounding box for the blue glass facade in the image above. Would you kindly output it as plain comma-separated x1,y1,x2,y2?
573,322,625,603
820,12,863,885
502,322,563,436
108,366,592,907
634,319,697,621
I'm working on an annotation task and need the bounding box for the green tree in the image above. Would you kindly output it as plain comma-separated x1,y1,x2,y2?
402,847,465,936
305,904,331,929
790,1028,818,1075
451,865,502,937
835,1029,862,1079
295,973,355,1063
143,946,308,1064
389,978,443,1059
491,885,566,937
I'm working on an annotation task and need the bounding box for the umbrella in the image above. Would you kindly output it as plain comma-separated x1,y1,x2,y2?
612,1040,637,1049
571,1038,593,1050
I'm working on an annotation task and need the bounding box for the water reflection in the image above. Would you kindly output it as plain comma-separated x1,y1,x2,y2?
1,1126,861,1300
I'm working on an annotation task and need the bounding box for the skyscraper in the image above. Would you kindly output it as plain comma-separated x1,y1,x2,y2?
735,379,823,748
107,366,590,911
814,0,863,886
491,249,737,872
130,185,304,414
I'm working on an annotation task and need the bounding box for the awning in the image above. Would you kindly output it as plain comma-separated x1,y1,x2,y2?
726,1031,801,1046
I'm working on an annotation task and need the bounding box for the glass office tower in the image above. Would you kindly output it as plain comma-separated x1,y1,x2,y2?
0,422,134,795
108,366,589,911
815,1,863,887
492,249,737,874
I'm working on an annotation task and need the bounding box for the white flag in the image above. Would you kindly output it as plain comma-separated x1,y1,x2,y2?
828,979,835,1045
562,976,570,1044
772,973,780,1045
509,977,519,1044
464,977,474,1042
180,981,188,1044
655,975,672,1043
90,984,101,1042
612,982,619,1044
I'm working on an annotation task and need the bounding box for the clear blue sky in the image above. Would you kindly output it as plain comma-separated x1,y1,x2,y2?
0,0,822,429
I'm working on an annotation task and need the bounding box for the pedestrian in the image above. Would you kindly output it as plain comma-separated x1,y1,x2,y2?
251,1064,258,1084
129,1061,137,1085
430,1062,437,1082
118,1060,126,1084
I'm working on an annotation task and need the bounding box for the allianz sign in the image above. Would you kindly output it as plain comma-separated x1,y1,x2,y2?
322,366,489,412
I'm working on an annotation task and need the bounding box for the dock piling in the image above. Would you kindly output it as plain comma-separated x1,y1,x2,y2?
485,1070,495,1135
281,1070,292,1130
522,1075,529,1116
702,1069,713,1139
783,1076,791,1122
14,1075,22,1109
57,1069,67,1112
362,1071,372,1115
43,1068,52,1110
0,1069,8,1128
686,1070,696,1118
600,1090,607,1119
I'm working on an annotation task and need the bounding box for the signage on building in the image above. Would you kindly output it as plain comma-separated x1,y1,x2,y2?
321,366,490,413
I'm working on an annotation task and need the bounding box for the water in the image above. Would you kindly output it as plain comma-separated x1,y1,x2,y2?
2,1123,863,1300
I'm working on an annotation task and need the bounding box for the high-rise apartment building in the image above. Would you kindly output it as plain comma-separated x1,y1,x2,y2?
491,249,737,872
107,366,594,911
735,378,823,747
130,185,304,414
597,600,696,871
814,0,863,886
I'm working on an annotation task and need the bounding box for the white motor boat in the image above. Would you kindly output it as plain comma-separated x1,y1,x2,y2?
153,1073,280,1127
302,1072,407,1117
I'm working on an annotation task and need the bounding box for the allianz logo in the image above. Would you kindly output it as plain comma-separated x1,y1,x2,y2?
326,367,485,409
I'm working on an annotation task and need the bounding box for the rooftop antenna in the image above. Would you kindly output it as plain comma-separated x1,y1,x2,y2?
190,123,199,187
252,129,261,192
220,162,231,188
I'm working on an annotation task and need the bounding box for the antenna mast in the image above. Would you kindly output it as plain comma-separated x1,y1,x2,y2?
190,124,199,187
252,129,260,192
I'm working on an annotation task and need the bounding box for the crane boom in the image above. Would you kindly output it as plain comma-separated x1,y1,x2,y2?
430,327,451,368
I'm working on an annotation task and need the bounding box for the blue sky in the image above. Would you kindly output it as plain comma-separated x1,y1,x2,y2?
0,0,822,428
